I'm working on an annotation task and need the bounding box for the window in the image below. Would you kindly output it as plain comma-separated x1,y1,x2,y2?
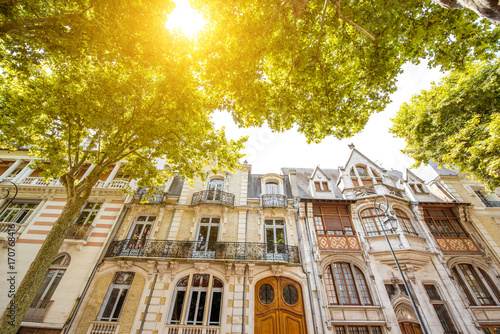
207,178,223,201
424,284,457,334
313,204,354,236
98,272,134,322
453,264,500,306
265,219,286,256
424,208,467,238
335,326,382,334
127,215,155,250
0,202,39,224
314,181,329,191
417,184,425,193
169,274,223,326
356,166,369,177
265,182,279,194
359,208,386,236
31,254,70,309
395,209,417,236
482,326,500,333
74,202,102,226
323,263,372,305
196,217,220,252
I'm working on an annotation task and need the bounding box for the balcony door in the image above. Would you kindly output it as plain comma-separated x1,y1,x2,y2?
265,219,286,261
195,217,220,255
255,276,306,334
399,322,423,334
207,179,223,201
125,216,155,255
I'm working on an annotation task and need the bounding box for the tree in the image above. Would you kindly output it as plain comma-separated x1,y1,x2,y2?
192,0,500,143
0,58,245,332
390,59,500,190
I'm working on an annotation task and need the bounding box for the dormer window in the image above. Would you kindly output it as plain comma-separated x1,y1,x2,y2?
356,166,368,177
409,184,426,193
265,182,279,194
314,181,329,192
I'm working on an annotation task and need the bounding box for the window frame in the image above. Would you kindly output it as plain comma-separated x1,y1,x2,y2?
168,274,224,327
97,272,135,322
314,181,330,192
423,284,457,334
127,215,156,249
31,254,70,307
323,262,373,306
423,207,468,238
195,217,221,252
0,201,40,225
74,202,102,226
453,264,500,306
313,204,354,236
265,181,279,195
394,209,418,236
359,208,386,236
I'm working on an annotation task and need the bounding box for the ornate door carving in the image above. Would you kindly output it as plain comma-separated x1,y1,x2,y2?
255,277,307,334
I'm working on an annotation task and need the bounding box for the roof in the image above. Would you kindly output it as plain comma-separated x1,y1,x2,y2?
167,176,184,196
282,167,343,199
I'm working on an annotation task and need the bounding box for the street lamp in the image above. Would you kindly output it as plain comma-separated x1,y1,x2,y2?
374,195,429,334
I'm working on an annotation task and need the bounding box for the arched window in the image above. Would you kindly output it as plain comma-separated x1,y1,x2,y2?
169,274,223,326
453,264,500,306
356,166,369,177
359,208,385,236
207,178,224,200
265,181,279,194
323,263,372,305
31,254,70,310
395,209,417,236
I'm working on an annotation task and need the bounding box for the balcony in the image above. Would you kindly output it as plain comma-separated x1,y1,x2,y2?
165,325,219,334
191,190,234,206
137,186,165,204
65,224,93,240
0,222,21,234
95,180,128,189
19,177,60,186
88,321,120,334
105,239,300,264
261,194,287,208
24,299,53,322
482,200,500,208
316,234,362,251
434,237,481,253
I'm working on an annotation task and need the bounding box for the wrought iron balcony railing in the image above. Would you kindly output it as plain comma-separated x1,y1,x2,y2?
65,224,93,240
484,200,500,208
191,190,235,206
137,186,165,204
261,194,287,208
24,299,53,322
106,239,300,264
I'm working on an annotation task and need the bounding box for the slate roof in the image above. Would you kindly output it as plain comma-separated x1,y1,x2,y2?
167,175,184,197
281,167,343,199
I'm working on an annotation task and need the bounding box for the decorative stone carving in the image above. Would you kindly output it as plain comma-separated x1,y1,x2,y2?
271,265,283,276
118,260,133,270
194,262,209,272
247,264,255,283
226,263,233,282
234,264,246,283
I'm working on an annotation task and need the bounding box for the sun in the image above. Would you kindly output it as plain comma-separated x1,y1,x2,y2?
165,0,206,37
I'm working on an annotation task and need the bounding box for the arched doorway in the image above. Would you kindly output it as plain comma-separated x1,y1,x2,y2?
255,276,307,334
399,322,423,334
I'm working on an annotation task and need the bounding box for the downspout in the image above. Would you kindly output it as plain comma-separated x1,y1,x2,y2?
241,209,249,334
294,206,319,334
139,272,158,333
303,201,328,334
64,198,132,333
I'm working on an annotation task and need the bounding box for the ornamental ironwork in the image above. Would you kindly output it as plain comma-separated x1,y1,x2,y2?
137,186,165,204
261,194,287,208
191,190,235,206
105,239,300,264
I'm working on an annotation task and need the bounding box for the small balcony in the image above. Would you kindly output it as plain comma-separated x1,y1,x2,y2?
65,224,93,240
19,177,60,186
105,239,300,264
165,325,219,334
0,222,22,234
88,321,120,334
24,299,53,322
261,194,287,208
137,186,165,204
434,236,482,253
95,180,129,189
191,190,235,206
316,234,362,251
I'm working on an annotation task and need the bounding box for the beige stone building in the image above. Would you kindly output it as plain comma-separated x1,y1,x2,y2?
2,147,500,334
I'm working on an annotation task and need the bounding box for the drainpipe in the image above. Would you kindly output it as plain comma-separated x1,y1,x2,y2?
303,202,327,334
139,271,158,333
295,206,319,334
63,197,133,333
241,209,249,334
242,266,247,334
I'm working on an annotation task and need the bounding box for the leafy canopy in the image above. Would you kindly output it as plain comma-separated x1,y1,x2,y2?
391,59,500,190
192,0,500,143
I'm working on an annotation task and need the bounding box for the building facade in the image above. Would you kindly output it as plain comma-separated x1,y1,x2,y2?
1,148,500,334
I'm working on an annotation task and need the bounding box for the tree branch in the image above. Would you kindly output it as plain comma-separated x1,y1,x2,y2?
332,0,377,44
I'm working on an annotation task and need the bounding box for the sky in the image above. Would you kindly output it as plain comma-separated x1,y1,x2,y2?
211,62,445,174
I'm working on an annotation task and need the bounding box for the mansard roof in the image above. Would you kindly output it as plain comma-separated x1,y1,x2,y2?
281,167,343,199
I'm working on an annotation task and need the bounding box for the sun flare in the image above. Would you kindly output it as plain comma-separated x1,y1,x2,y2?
165,0,206,37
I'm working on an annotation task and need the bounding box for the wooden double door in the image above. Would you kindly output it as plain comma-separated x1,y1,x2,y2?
255,277,307,334
399,322,423,334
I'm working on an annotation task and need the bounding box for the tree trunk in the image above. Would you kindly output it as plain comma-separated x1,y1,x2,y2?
434,0,500,24
0,190,90,333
